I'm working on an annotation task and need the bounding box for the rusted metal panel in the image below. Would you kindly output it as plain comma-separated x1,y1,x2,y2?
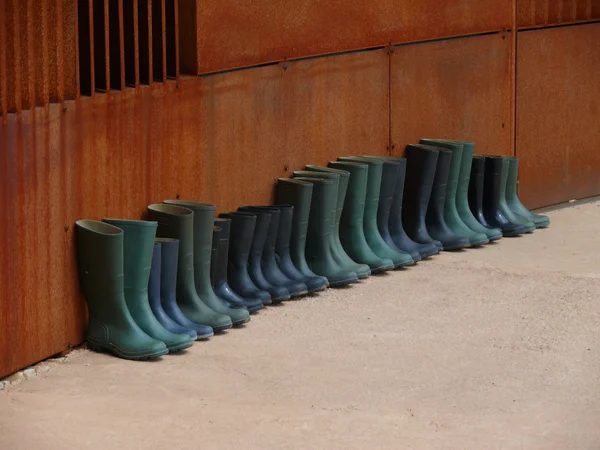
33,0,50,106
516,23,600,208
282,49,390,170
390,33,512,158
62,0,79,100
0,0,6,116
518,0,597,27
177,0,196,75
593,0,600,17
196,0,512,74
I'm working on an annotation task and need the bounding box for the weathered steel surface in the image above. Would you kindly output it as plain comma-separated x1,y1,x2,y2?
516,23,600,208
517,0,598,27
196,0,511,74
282,50,390,170
390,33,513,158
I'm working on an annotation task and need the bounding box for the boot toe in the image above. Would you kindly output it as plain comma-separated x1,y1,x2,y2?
165,335,194,352
305,276,329,293
269,286,291,302
327,271,359,287
244,299,265,313
287,281,309,297
468,233,489,246
533,214,550,228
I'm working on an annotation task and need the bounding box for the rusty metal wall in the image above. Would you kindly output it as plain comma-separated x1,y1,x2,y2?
516,23,600,208
0,49,389,377
390,33,513,158
195,0,512,74
518,0,600,28
0,0,78,114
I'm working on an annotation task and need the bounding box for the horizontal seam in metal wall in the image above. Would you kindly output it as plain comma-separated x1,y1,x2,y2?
518,19,600,33
199,29,513,79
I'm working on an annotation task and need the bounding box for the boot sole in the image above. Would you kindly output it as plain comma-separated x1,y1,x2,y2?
441,242,469,251
469,238,489,247
87,340,168,360
487,234,503,242
247,304,265,313
233,317,251,327
329,276,360,287
213,323,234,332
196,331,214,340
290,290,309,298
271,295,291,303
308,285,329,294
167,340,194,352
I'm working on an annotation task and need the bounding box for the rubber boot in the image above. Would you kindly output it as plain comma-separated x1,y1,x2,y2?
328,161,394,273
421,149,470,250
274,178,330,290
238,206,309,298
497,158,536,233
419,139,491,246
505,156,550,228
148,242,198,340
367,157,439,260
163,200,251,326
294,177,359,286
147,204,233,331
297,168,372,278
155,238,214,339
353,157,422,263
211,221,244,309
469,156,498,230
235,208,291,302
342,157,415,267
102,219,193,352
219,212,273,305
210,226,219,287
75,220,168,360
213,218,264,313
402,145,444,249
482,157,526,237
272,204,329,293
357,156,422,263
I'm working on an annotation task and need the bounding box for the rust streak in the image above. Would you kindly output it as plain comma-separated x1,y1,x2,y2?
104,0,110,93
174,0,180,80
119,0,126,90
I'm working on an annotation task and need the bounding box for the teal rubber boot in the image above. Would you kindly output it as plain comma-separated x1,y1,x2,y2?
274,178,330,289
497,159,536,233
294,177,359,286
75,220,168,360
419,139,489,246
147,204,233,332
328,161,394,273
164,201,251,326
102,219,193,352
505,156,550,229
296,168,371,279
339,157,414,268
423,139,501,241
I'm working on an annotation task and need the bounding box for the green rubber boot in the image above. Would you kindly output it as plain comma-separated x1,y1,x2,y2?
296,168,371,279
419,139,489,246
102,219,194,352
293,177,359,286
147,204,233,332
505,156,550,229
339,157,414,268
75,220,168,360
164,200,251,326
498,159,536,233
424,139,501,241
328,161,394,273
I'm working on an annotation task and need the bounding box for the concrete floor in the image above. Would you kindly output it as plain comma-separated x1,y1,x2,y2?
1,203,600,449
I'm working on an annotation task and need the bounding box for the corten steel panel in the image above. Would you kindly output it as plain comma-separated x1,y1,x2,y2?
518,0,597,27
390,33,512,158
195,0,511,74
516,23,600,208
0,72,299,376
282,49,390,170
192,67,287,211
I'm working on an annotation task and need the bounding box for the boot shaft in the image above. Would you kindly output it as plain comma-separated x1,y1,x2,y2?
164,200,216,286
273,205,295,256
483,156,504,212
426,148,452,221
147,203,196,289
293,177,336,241
148,242,162,304
404,144,439,216
155,237,180,303
505,156,519,201
328,161,368,224
101,219,158,295
419,139,464,201
75,220,125,308
469,156,486,214
219,211,256,264
293,170,340,230
338,157,383,220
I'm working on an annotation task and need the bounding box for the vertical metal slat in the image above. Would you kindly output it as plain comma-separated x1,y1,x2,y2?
34,0,50,106
174,0,179,80
0,0,7,116
104,0,110,92
161,0,167,82
118,0,125,89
